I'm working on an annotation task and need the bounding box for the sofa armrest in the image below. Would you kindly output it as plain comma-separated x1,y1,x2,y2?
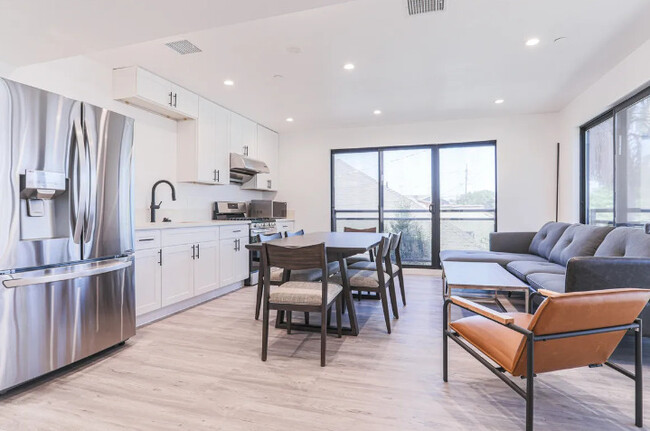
489,231,537,253
565,256,650,293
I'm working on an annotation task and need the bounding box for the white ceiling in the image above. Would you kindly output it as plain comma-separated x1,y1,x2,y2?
0,0,355,65
6,0,650,132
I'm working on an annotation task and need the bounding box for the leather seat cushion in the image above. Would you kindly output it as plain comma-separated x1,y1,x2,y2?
526,273,566,293
331,269,390,288
506,261,565,281
450,312,533,373
270,282,342,306
349,261,399,274
346,253,372,264
439,250,547,266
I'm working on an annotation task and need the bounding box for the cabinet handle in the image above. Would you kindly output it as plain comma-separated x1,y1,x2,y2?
243,146,248,156
217,170,220,182
213,169,217,182
267,180,272,189
158,249,163,266
192,244,196,260
233,239,238,251
168,92,173,106
196,243,200,259
138,237,155,242
173,93,177,107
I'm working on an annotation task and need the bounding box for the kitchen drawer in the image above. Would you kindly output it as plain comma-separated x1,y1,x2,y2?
135,230,161,250
220,224,249,239
162,227,219,247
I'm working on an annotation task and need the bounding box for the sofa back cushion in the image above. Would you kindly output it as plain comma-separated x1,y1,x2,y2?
595,227,650,257
549,224,614,266
528,222,571,259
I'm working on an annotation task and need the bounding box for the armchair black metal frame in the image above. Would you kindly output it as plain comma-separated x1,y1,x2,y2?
443,298,643,431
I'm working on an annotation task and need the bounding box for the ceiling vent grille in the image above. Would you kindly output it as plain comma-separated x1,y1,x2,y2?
165,40,202,55
407,0,445,15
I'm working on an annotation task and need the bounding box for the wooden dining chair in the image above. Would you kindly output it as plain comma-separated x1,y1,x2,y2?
332,236,398,333
349,232,406,305
261,242,343,366
343,226,377,264
284,229,305,237
444,288,650,431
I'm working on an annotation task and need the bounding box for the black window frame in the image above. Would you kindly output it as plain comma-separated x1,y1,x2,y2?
580,84,650,225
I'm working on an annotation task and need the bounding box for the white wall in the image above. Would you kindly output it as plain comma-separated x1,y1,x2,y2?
276,114,560,233
558,39,650,222
1,55,273,224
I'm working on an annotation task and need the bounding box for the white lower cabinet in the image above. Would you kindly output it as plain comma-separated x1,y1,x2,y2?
134,248,162,315
161,244,195,307
194,240,220,295
220,226,249,287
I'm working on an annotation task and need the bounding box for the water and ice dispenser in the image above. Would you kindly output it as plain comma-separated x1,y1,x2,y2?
20,169,69,240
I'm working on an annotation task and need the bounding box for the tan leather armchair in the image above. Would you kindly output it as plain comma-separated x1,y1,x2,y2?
443,288,650,431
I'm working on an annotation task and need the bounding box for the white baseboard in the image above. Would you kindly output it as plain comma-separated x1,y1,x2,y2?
136,282,244,328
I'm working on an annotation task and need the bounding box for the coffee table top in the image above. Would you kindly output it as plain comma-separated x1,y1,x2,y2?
442,261,528,290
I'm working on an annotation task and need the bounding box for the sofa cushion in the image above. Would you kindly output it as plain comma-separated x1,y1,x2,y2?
439,250,546,267
526,273,566,293
548,224,614,266
528,222,571,259
594,227,650,258
506,261,566,281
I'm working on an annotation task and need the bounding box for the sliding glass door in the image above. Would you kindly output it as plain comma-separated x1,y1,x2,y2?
331,142,496,268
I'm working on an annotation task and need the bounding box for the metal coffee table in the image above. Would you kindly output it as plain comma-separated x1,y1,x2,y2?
441,261,530,313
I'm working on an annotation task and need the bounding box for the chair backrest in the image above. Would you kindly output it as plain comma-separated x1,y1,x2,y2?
389,232,403,265
510,288,650,376
374,235,392,276
259,232,283,242
344,226,377,233
262,242,327,272
284,229,305,238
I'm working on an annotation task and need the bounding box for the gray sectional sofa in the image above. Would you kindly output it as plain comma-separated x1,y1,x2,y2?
440,222,650,333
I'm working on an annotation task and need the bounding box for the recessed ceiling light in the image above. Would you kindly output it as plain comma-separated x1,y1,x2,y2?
373,110,382,115
343,63,355,70
525,38,540,46
494,99,504,104
224,79,234,86
286,117,294,122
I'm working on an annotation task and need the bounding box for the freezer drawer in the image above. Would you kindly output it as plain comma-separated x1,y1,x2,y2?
0,256,135,393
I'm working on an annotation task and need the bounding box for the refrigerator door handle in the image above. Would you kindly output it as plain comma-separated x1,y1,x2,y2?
1,259,132,288
82,115,97,244
72,117,87,244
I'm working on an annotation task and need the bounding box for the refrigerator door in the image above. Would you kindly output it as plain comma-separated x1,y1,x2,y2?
0,79,84,272
81,103,134,260
0,255,135,392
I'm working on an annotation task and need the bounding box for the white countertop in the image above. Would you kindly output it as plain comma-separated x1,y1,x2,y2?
135,220,251,231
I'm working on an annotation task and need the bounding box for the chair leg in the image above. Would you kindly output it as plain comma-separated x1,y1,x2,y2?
443,300,448,382
287,311,292,334
255,280,263,320
398,269,406,306
261,304,270,362
635,320,643,427
526,334,534,431
304,312,310,325
388,280,399,319
327,306,332,327
336,296,342,338
321,310,327,367
379,287,391,334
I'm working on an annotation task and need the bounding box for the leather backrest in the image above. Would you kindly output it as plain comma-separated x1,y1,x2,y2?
344,226,377,233
595,227,650,258
528,222,571,259
510,289,650,376
548,224,613,266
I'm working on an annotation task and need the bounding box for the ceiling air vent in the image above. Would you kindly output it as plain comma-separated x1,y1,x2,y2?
407,0,445,15
165,40,202,55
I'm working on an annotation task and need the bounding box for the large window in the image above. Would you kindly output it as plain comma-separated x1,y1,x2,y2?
582,86,650,227
331,142,496,268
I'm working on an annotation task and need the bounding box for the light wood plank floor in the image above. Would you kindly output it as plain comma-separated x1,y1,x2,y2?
0,271,648,430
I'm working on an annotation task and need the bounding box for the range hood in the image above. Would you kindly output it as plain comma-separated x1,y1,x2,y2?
230,153,270,184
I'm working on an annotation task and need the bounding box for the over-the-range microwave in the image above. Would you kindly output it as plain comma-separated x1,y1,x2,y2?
249,200,287,219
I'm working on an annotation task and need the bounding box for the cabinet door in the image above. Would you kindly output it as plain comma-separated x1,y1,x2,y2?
197,98,218,183
255,126,278,191
172,84,199,118
135,248,162,315
161,244,194,306
235,236,250,282
220,238,238,286
194,241,219,295
137,68,173,107
230,113,257,158
214,104,230,185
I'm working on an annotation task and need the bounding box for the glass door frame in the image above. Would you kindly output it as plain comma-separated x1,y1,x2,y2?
331,140,497,269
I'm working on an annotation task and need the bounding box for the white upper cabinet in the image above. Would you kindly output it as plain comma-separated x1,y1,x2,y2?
178,97,229,185
242,125,278,191
229,112,258,158
113,66,198,120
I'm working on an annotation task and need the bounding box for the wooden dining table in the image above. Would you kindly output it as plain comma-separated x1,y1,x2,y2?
246,231,386,336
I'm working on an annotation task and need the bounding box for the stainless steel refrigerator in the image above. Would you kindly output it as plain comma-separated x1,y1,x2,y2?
0,78,135,393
